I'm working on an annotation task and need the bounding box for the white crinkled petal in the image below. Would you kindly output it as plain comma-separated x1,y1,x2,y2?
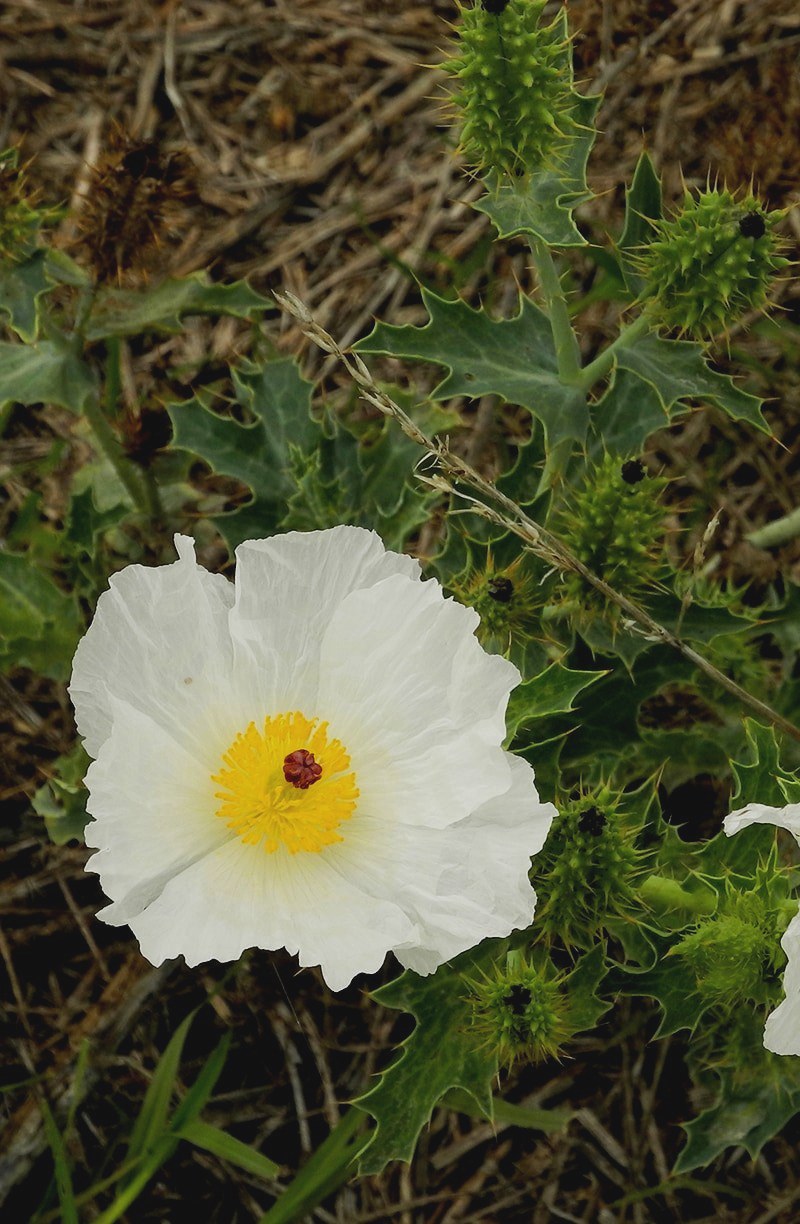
127,839,418,992
764,910,800,1056
73,525,553,989
314,753,554,977
317,573,517,825
69,534,236,761
114,750,553,989
724,801,800,846
84,700,231,925
228,526,421,715
390,754,556,973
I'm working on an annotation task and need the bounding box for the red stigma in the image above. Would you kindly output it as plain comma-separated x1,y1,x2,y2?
283,749,323,790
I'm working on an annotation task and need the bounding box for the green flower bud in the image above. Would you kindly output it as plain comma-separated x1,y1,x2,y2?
535,785,645,948
553,454,667,622
466,950,570,1065
636,187,788,340
454,554,539,652
443,0,579,179
672,877,793,1011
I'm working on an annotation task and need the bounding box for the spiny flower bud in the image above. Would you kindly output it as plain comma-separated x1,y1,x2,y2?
672,881,792,1011
467,950,570,1066
535,785,644,948
636,187,788,340
454,554,539,652
0,148,50,264
443,0,579,179
553,453,667,622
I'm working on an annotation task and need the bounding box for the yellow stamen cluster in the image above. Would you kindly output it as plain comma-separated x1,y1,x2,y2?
212,711,358,855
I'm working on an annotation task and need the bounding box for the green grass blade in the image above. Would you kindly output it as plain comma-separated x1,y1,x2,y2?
259,1107,368,1224
177,1118,281,1180
93,1025,231,1224
169,1032,231,1131
40,1098,79,1224
125,1007,197,1168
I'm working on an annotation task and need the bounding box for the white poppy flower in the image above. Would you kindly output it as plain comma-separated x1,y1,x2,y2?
724,801,800,1055
69,526,556,991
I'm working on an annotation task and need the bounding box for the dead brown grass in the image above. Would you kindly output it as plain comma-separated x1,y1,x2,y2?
3,2,800,1220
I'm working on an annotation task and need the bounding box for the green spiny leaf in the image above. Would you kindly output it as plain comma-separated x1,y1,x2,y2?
0,249,50,341
85,272,270,340
616,332,766,433
618,150,663,294
506,662,604,741
675,1069,800,1174
356,288,588,456
0,550,82,680
168,358,316,550
355,942,505,1175
473,91,600,247
0,340,95,413
731,719,800,808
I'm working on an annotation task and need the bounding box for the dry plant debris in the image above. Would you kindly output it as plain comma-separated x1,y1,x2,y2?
2,1,800,1220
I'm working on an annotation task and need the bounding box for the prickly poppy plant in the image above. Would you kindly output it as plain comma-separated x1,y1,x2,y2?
4,0,800,1214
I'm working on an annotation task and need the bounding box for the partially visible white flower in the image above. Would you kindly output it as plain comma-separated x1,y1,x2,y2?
69,526,557,991
724,801,800,1054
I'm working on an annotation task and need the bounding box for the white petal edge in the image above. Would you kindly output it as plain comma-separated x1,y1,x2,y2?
127,837,418,992
764,910,800,1056
317,572,517,826
69,534,236,761
724,801,800,846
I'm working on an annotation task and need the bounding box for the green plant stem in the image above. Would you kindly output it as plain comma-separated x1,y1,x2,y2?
82,392,149,515
747,507,800,550
577,311,651,392
104,336,121,418
141,466,165,522
639,875,716,918
529,237,582,384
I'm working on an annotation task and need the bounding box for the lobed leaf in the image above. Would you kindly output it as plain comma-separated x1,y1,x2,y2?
168,358,316,550
0,339,95,413
675,1071,800,1174
616,332,767,432
0,249,50,341
618,150,663,294
355,945,503,1175
357,287,588,456
85,272,270,340
506,662,604,742
474,91,600,247
0,550,82,680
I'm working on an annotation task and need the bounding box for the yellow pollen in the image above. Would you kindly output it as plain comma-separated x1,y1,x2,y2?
212,711,358,854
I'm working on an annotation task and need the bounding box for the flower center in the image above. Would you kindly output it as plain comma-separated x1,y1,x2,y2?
212,711,358,854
